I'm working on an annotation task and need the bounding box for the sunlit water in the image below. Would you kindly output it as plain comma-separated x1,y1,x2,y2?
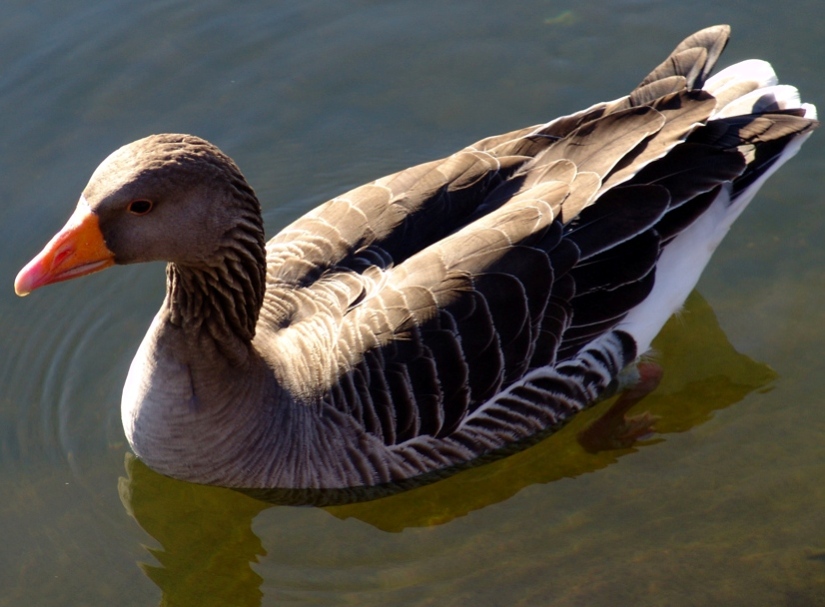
2,2,825,605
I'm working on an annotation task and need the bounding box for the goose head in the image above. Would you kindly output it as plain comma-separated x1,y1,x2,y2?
15,134,263,296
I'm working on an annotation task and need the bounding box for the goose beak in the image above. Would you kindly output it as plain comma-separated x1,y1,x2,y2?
15,201,115,296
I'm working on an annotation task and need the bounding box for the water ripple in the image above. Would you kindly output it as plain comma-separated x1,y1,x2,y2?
4,267,158,473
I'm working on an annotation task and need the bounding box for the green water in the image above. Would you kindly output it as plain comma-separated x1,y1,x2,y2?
2,2,825,605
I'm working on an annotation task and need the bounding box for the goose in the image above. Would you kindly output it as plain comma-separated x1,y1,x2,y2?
14,25,817,493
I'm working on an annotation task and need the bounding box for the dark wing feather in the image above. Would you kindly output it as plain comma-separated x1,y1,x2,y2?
626,142,746,207
563,184,671,259
568,229,662,294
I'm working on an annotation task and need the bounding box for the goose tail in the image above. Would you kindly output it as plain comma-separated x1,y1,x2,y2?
618,31,818,354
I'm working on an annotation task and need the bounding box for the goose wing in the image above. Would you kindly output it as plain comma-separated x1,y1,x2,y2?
257,25,815,460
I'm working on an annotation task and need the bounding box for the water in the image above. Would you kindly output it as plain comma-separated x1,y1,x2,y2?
2,1,825,605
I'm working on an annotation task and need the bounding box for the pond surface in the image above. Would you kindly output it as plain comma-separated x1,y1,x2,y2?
2,1,825,605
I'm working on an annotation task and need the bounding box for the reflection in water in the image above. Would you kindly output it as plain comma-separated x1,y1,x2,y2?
119,456,269,607
577,359,663,453
117,291,776,605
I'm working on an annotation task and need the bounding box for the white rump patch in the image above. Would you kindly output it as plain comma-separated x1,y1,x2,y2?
704,59,778,94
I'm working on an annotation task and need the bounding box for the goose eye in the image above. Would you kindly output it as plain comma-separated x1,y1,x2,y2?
127,199,154,215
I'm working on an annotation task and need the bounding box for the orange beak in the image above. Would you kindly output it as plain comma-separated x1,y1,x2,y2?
15,201,115,296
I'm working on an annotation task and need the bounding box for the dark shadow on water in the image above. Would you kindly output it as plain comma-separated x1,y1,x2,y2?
118,290,776,607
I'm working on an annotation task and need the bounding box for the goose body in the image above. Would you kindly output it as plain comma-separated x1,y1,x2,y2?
15,26,817,492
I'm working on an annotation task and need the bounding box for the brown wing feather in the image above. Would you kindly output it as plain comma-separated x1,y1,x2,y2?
636,24,730,90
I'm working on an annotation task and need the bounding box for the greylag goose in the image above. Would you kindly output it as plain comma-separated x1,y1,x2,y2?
15,26,817,493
